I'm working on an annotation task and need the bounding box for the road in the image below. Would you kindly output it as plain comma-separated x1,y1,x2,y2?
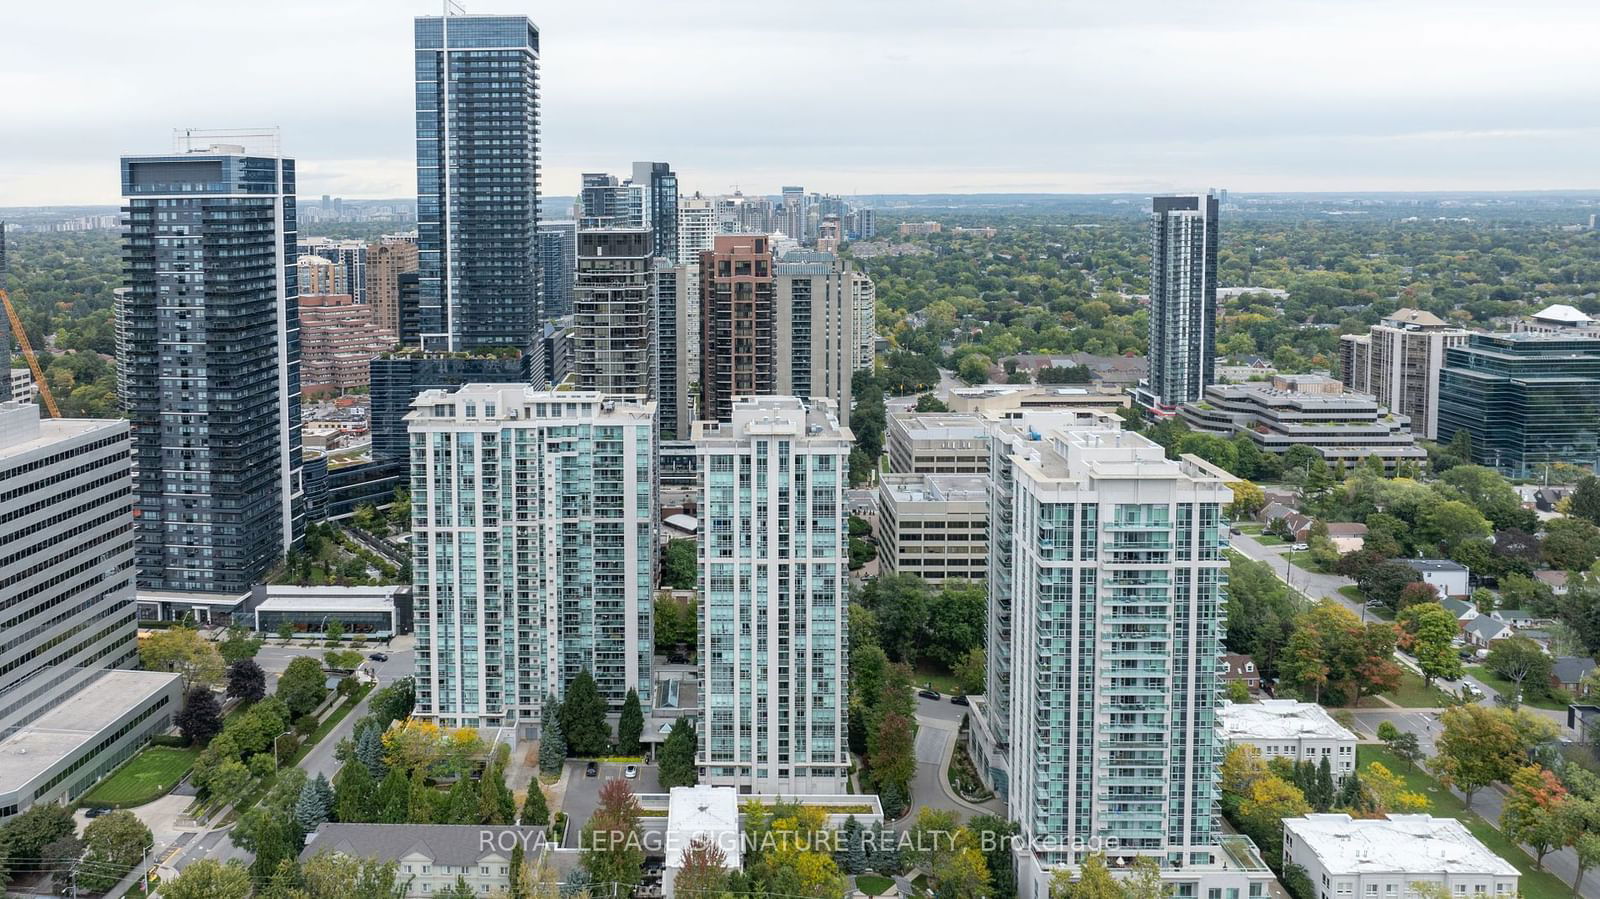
910,694,1003,822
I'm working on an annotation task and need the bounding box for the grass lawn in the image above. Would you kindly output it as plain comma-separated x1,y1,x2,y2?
1465,666,1568,711
1356,746,1572,899
1358,670,1457,709
1253,534,1286,546
81,746,198,807
856,874,895,896
1337,585,1365,602
913,660,962,696
1235,523,1263,535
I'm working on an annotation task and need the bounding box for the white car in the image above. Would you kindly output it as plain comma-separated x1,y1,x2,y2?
1291,543,1309,551
624,764,639,779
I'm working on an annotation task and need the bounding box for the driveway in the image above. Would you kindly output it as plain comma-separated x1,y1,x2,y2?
910,695,1002,822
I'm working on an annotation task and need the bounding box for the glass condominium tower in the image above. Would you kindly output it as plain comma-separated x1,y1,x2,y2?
120,134,304,594
692,397,852,795
1139,193,1219,413
414,15,542,353
407,385,657,735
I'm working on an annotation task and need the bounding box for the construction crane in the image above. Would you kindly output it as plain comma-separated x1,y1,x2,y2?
0,228,62,418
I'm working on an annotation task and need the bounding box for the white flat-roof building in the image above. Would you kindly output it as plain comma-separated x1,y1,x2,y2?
1282,814,1519,899
945,384,1129,418
1218,700,1358,778
0,670,182,817
251,585,408,637
887,412,990,475
664,785,742,899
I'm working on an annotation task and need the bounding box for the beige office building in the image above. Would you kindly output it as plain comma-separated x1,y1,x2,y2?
299,294,386,396
887,412,991,475
945,383,1129,417
877,473,988,582
1338,308,1472,439
366,237,419,340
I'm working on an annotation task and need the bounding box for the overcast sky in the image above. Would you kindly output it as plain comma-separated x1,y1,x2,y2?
3,0,1597,205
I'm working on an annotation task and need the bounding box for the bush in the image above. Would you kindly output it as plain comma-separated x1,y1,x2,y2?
295,714,320,736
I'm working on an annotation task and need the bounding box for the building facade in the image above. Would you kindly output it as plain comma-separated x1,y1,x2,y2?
297,237,367,301
369,351,526,461
1218,700,1358,779
700,235,775,423
886,412,991,475
1282,815,1518,899
1178,375,1427,472
970,416,1262,894
298,294,387,396
414,14,542,353
1338,309,1473,439
120,136,305,593
632,161,679,261
538,221,576,318
1437,333,1600,476
573,229,655,398
407,385,656,735
656,261,694,441
367,236,420,341
693,397,852,794
1139,193,1219,413
877,473,988,582
774,251,873,417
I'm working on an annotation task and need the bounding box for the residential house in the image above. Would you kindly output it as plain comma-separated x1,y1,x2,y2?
1440,597,1480,630
299,824,553,898
1324,522,1367,554
1258,502,1313,541
1534,570,1571,597
1404,559,1470,598
1281,815,1519,899
1492,609,1543,628
1220,700,1358,780
1552,658,1597,697
1221,654,1261,692
1465,616,1515,648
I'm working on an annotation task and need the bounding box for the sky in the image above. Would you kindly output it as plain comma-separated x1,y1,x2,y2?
2,0,1598,205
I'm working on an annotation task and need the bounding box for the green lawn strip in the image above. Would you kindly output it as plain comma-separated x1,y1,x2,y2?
1253,535,1286,546
1235,523,1263,535
1356,747,1571,899
912,660,961,695
1358,670,1455,709
81,746,199,807
856,874,895,896
289,683,373,767
1337,585,1365,602
1464,666,1568,711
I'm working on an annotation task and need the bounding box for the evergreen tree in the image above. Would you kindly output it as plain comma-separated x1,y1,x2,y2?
658,718,698,788
293,775,332,834
521,786,550,827
1336,769,1366,812
617,688,644,756
355,722,387,779
409,770,440,824
375,768,410,824
1315,756,1336,812
561,671,611,756
540,693,567,773
839,815,867,874
446,776,479,825
871,824,904,875
479,757,517,825
879,779,909,820
333,759,377,823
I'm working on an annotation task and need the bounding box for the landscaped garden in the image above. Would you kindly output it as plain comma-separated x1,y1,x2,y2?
81,746,198,807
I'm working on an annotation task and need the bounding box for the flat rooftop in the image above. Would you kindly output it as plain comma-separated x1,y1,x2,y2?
0,670,182,795
889,412,989,440
255,591,397,614
666,785,742,870
1219,700,1356,742
693,396,850,443
881,473,989,504
1284,814,1519,876
0,403,126,462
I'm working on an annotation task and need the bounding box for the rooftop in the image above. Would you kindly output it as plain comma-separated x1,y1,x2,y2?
0,670,182,795
406,385,656,425
1532,303,1595,325
665,785,742,871
1380,308,1452,329
889,411,990,440
880,473,990,505
1219,700,1356,743
693,396,851,444
1283,814,1519,877
255,588,399,614
0,402,126,462
1404,559,1468,574
300,823,550,867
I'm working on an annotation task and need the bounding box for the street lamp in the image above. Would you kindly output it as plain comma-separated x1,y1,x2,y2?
273,728,294,767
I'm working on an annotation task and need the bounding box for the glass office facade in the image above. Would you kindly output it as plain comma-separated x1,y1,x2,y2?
120,149,304,593
1437,333,1600,476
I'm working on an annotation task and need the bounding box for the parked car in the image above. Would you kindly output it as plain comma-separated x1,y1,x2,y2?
624,764,639,779
84,806,108,818
1229,527,1241,536
950,695,970,706
585,762,598,777
1291,543,1309,551
368,652,389,662
918,688,941,700
667,653,690,665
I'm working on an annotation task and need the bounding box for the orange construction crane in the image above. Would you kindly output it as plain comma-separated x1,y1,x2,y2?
2,288,62,418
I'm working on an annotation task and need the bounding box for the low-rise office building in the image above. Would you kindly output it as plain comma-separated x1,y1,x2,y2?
1282,814,1519,899
250,585,411,638
886,412,990,475
0,670,182,818
1218,700,1358,779
1178,375,1426,472
945,383,1129,417
877,473,988,583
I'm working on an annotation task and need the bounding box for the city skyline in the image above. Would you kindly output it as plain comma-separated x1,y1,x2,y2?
4,1,1600,206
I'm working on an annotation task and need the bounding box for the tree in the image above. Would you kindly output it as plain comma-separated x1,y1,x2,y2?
659,718,699,789
967,814,1018,899
955,647,985,697
278,655,329,718
1485,636,1553,703
1386,731,1423,771
933,846,991,899
375,768,410,823
1358,560,1423,610
561,670,611,757
580,780,644,894
1429,704,1527,805
354,722,387,779
859,573,932,664
660,539,698,590
163,859,253,899
76,809,153,893
1571,475,1600,526
437,876,479,899
334,758,378,823
910,807,962,876
227,658,267,705
219,624,264,664
1228,479,1267,520
915,393,950,412
521,785,550,827
675,835,730,899
1279,601,1400,706
139,625,225,692
654,591,697,652
1396,581,1441,612
177,686,224,746
926,580,985,669
539,694,566,774
1399,603,1464,685
1360,761,1429,813
382,718,447,773
957,353,992,385
297,852,409,899
1544,517,1600,572
1240,773,1312,859
617,688,644,756
325,618,346,642
1053,854,1124,899
278,619,296,643
1501,765,1569,870
869,711,917,801
1224,555,1301,681
295,773,335,833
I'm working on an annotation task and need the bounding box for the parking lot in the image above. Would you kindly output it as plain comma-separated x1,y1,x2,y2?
559,759,661,848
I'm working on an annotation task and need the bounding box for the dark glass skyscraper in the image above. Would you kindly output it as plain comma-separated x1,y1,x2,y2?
414,15,542,352
120,135,304,594
631,161,678,261
1139,192,1219,413
1437,333,1600,476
